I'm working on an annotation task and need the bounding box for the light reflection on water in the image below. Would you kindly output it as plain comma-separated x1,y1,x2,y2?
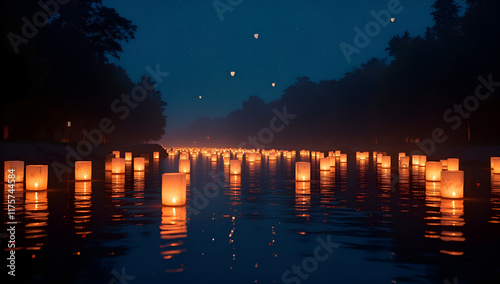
1,153,500,283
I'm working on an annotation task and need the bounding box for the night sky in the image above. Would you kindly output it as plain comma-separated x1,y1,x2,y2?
103,0,454,133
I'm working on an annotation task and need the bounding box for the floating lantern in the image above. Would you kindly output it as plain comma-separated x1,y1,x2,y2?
398,152,406,161
211,155,218,162
268,151,276,160
441,171,464,198
399,156,410,168
230,71,235,77
447,158,459,171
317,152,324,159
153,151,160,159
223,157,230,166
230,159,242,175
124,152,132,161
493,157,500,174
425,161,442,181
440,159,448,170
418,155,427,167
328,156,335,167
319,158,330,171
272,82,275,87
25,165,48,190
112,151,120,158
111,158,125,174
134,157,145,171
178,159,190,173
340,153,347,163
161,173,186,206
335,150,341,157
75,161,92,180
254,33,259,39
381,156,391,168
412,155,420,166
247,153,255,162
295,162,311,181
4,161,24,183
180,153,188,160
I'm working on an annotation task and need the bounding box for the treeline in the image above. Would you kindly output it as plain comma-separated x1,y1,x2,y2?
168,0,500,149
1,0,167,144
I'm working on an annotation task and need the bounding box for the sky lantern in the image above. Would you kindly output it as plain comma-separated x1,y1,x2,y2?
26,165,48,190
295,162,311,181
75,161,92,181
425,161,442,181
254,33,259,39
162,173,186,206
4,161,24,183
230,159,242,175
272,83,275,87
230,71,235,77
441,171,464,198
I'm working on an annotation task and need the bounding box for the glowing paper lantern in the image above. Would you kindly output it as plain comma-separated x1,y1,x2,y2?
376,153,383,164
247,153,255,162
223,157,230,166
254,33,259,39
125,152,132,161
75,161,92,181
111,158,125,174
230,160,242,175
447,158,459,171
25,165,48,190
180,153,188,160
319,158,330,171
425,161,442,181
440,159,448,170
340,154,347,163
268,151,276,160
399,156,410,168
4,161,24,182
112,151,120,158
328,156,335,167
134,157,145,171
153,151,160,159
418,155,427,167
317,152,324,159
398,152,406,161
162,173,186,206
230,71,235,77
492,157,500,174
412,155,420,166
178,159,190,174
295,162,311,181
441,171,464,198
211,155,218,162
272,83,275,87
381,156,391,168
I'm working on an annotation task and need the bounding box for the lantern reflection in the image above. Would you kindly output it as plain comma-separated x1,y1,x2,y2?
159,205,187,273
4,183,23,220
439,198,465,256
74,181,92,236
295,182,311,218
229,174,242,206
25,190,48,251
490,173,500,224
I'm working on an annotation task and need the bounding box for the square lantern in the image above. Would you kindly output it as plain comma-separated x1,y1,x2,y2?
75,161,92,181
230,160,242,175
319,158,330,171
223,157,230,166
418,155,427,167
295,162,311,181
4,161,24,183
412,155,420,166
399,156,410,168
447,158,459,171
398,152,406,161
493,157,500,174
328,156,335,167
340,154,347,163
268,151,276,160
441,171,464,198
125,152,132,161
180,153,188,160
376,153,383,164
211,154,218,162
381,156,391,168
26,165,48,190
153,151,160,159
134,157,145,171
112,151,120,158
162,173,186,206
425,161,442,181
111,158,125,174
179,159,190,174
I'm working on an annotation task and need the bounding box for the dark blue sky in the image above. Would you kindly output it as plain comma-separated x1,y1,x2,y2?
103,0,455,133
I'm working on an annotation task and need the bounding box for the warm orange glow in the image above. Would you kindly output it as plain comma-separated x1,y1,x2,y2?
271,82,275,87
178,159,190,173
399,156,410,168
4,161,24,182
125,152,132,161
162,173,186,206
133,157,145,171
339,153,347,163
254,33,259,39
111,158,125,174
223,157,230,166
441,171,464,198
412,155,420,166
75,161,92,181
398,152,406,161
230,71,235,76
295,162,311,181
319,158,330,171
418,155,427,167
381,155,391,168
153,151,160,159
229,159,242,175
447,158,459,171
112,151,120,158
425,161,442,181
26,165,48,190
